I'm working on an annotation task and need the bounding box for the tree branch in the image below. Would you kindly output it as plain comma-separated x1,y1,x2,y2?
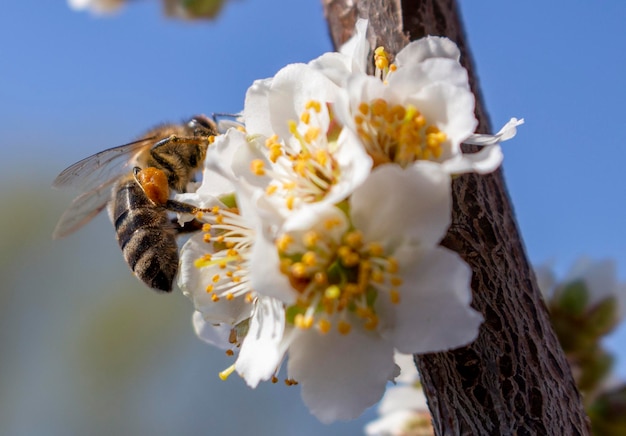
322,0,590,434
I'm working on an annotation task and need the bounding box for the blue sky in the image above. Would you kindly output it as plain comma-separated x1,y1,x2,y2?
1,0,625,433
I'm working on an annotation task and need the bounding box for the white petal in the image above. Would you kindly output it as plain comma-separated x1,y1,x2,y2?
338,18,370,73
236,297,286,388
287,328,396,423
192,311,232,350
248,231,296,304
267,64,341,141
388,57,470,94
464,117,524,146
395,36,461,66
379,246,483,353
379,385,428,415
441,144,503,175
243,77,274,137
404,82,477,159
178,236,252,324
351,163,451,248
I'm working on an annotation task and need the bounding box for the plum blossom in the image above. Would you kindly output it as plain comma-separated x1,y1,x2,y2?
240,163,482,422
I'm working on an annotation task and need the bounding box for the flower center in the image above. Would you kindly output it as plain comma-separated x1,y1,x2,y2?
250,100,340,210
354,99,447,168
193,206,255,303
276,215,402,335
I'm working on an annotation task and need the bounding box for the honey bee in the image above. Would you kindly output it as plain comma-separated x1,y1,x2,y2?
53,116,217,292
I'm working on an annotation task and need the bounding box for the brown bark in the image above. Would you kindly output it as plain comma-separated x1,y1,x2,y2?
322,1,590,434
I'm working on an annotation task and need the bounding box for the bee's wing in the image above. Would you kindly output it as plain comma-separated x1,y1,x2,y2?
52,178,119,239
53,137,156,192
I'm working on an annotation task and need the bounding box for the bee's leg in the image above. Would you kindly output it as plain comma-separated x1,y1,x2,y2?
164,199,206,214
171,218,204,234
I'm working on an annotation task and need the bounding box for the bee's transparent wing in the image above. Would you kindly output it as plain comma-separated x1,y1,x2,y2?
53,137,155,192
52,178,119,239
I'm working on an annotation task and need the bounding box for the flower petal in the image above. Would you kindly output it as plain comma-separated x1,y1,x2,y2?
441,144,503,175
394,35,461,66
379,246,483,353
178,235,252,324
464,117,524,146
287,328,395,423
243,77,274,137
236,297,286,388
192,311,232,350
351,163,451,248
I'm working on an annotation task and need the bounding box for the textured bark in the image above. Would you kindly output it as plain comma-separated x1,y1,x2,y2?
322,1,590,434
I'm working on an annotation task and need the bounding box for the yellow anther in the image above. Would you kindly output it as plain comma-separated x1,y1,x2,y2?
226,293,234,301
276,234,293,251
232,276,241,284
202,223,212,232
279,258,292,274
315,149,329,166
358,102,369,115
265,134,279,147
283,181,297,190
205,284,214,293
317,318,331,334
290,262,307,278
288,120,298,135
203,233,211,243
212,274,220,283
324,217,342,229
211,206,220,214
354,115,364,125
390,64,397,72
286,195,295,210
211,294,220,302
208,135,216,144
215,214,224,224
304,127,320,143
338,320,352,335
387,257,399,273
390,289,401,304
293,159,307,176
343,252,361,267
218,364,236,381
364,315,379,330
368,242,385,256
195,211,204,219
303,230,319,247
245,292,254,303
371,270,384,283
218,260,227,269
324,285,341,300
305,100,321,113
391,277,403,287
266,184,278,195
302,251,317,266
371,99,388,116
294,313,314,329
344,231,363,249
269,144,283,163
300,110,311,124
250,159,266,176
314,271,328,285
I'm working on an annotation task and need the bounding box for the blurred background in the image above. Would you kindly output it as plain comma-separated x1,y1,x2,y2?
1,1,625,435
